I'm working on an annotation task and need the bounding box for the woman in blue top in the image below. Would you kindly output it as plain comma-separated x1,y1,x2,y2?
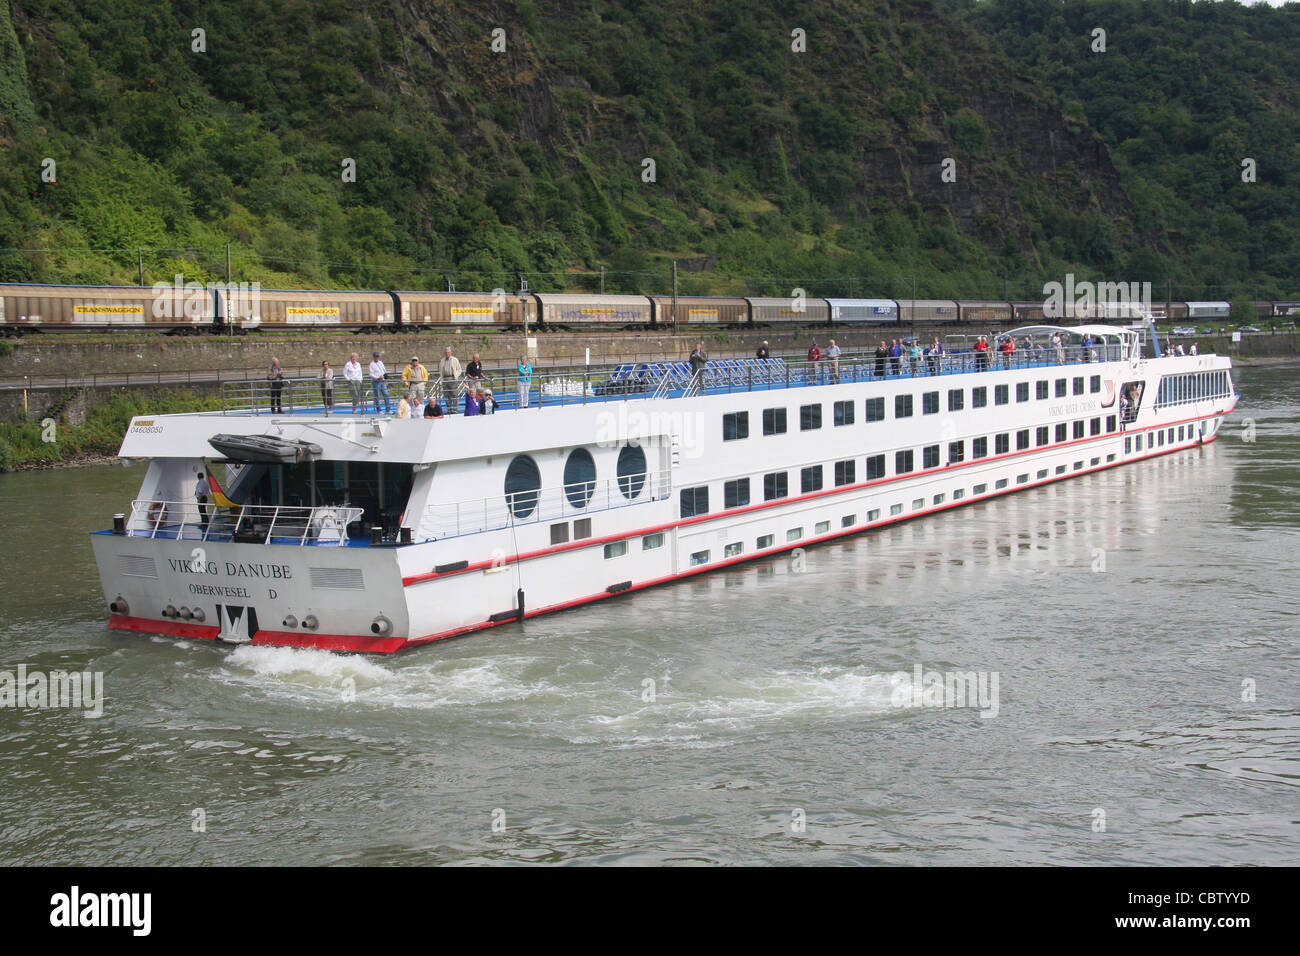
516,355,532,409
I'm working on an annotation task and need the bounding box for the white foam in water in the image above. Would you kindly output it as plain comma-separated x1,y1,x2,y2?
225,645,392,687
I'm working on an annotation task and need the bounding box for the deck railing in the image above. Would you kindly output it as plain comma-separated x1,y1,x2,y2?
126,499,362,545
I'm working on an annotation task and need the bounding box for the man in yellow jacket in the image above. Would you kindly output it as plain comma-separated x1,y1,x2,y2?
402,356,429,402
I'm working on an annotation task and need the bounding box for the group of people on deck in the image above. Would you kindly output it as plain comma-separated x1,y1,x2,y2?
263,349,534,417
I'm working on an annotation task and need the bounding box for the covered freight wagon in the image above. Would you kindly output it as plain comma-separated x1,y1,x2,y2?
234,289,398,331
957,300,1012,324
825,298,899,323
895,299,959,323
394,290,532,329
649,295,749,327
0,283,213,333
746,296,830,324
534,293,653,329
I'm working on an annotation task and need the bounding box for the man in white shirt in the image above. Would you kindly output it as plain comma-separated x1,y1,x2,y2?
826,339,841,384
343,352,365,413
438,346,463,414
369,351,391,415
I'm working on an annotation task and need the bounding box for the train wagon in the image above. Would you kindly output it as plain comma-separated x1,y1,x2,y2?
746,296,830,325
895,299,960,324
0,282,216,334
1011,301,1047,323
1272,301,1300,317
394,291,533,330
533,293,653,329
229,288,398,331
648,295,749,327
957,300,1013,325
825,298,900,324
1185,301,1231,320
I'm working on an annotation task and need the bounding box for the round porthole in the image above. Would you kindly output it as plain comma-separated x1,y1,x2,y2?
563,448,596,509
504,455,541,519
617,443,647,500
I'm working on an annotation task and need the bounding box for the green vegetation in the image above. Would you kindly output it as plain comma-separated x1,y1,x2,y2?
0,0,1296,302
0,391,220,471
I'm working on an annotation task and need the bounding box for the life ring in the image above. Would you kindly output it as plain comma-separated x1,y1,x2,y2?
147,501,168,525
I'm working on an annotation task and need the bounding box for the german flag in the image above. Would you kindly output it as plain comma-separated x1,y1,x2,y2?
206,473,239,508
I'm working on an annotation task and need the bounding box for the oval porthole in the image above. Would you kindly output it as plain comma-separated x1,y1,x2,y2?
563,448,596,510
617,443,647,500
504,455,541,519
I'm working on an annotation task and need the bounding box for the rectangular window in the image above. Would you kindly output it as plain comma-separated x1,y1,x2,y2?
923,445,940,469
764,472,788,501
912,498,924,510
972,386,987,408
757,534,774,549
1090,418,1101,436
995,433,1009,455
680,486,709,518
690,550,710,566
1016,474,1029,484
1178,426,1184,441
800,404,822,430
724,542,743,558
1167,428,1174,443
1056,423,1067,443
724,478,750,509
722,411,748,441
1037,469,1048,479
890,503,903,516
867,508,880,521
866,455,886,480
1016,382,1029,403
604,541,627,559
1136,434,1143,451
865,397,885,422
574,519,592,539
550,523,569,545
1056,378,1067,398
895,394,914,418
642,533,665,550
1073,461,1084,470
953,488,965,500
1056,464,1066,474
972,436,988,459
1036,380,1049,400
1106,453,1116,462
801,465,823,493
973,483,987,494
995,478,1009,489
1016,429,1030,450
1107,415,1117,433
922,391,939,415
1090,375,1101,393
949,440,965,464
786,528,802,542
1090,457,1100,466
762,407,787,435
815,520,830,534
933,493,946,505
841,515,855,528
1073,420,1084,439
1158,430,1165,447
948,389,965,412
995,384,1009,405
834,460,856,486
1036,426,1049,447
895,450,914,474
833,400,855,426
1073,376,1084,396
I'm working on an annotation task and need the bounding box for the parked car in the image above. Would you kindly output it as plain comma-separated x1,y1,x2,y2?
1170,326,1197,335
1240,325,1261,333
1199,327,1215,334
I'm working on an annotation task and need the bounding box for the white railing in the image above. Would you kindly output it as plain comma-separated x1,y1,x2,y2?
421,470,672,539
127,499,362,545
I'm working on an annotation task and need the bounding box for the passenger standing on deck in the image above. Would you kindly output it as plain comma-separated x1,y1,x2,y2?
465,353,484,391
874,341,888,379
403,356,428,403
438,346,463,414
267,357,284,413
806,340,822,384
756,341,770,360
516,355,532,408
369,351,391,414
999,335,1015,370
826,339,841,383
1190,341,1198,356
889,339,902,377
929,337,944,375
464,387,481,416
1081,333,1094,362
195,471,209,533
1052,331,1065,365
973,335,990,371
482,388,498,415
343,352,364,413
319,361,334,414
907,339,922,376
689,341,708,395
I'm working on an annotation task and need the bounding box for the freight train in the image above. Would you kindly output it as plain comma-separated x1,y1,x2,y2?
0,282,1293,335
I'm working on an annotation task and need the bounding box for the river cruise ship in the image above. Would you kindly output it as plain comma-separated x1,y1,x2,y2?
90,324,1238,652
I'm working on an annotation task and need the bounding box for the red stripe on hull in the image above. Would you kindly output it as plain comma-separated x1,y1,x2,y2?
107,613,408,654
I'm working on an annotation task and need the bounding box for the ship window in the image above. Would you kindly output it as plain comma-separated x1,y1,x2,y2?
949,440,964,463
1107,415,1117,433
764,472,789,500
1090,375,1101,393
953,489,964,500
1016,382,1029,403
890,503,903,516
834,460,855,486
1090,418,1101,436
1016,429,1030,450
573,518,592,539
972,387,987,408
912,498,924,510
948,389,964,412
895,394,913,418
1056,464,1066,474
833,400,855,426
1073,376,1084,395
1037,469,1048,479
550,523,569,545
616,444,648,500
995,384,1009,406
642,533,665,550
763,407,787,435
1073,420,1084,439
1107,453,1116,462
1055,378,1067,397
1125,437,1132,454
922,391,939,415
563,448,597,509
1136,434,1143,451
841,515,855,528
801,465,823,493
923,445,940,469
722,411,749,441
690,550,710,566
1073,461,1084,470
724,542,743,558
1056,423,1067,442
895,450,914,474
995,434,1009,455
1036,426,1049,447
867,509,880,521
1017,474,1028,484
504,455,542,519
865,397,885,422
757,534,774,549
866,454,885,480
724,478,750,508
1178,426,1184,441
604,541,627,559
786,528,803,542
1036,380,1048,400
973,437,988,459
1090,457,1100,466
1167,428,1174,443
800,404,822,430
680,486,709,518
815,521,830,534
1158,430,1165,447
973,483,987,494
995,478,1008,489
933,493,945,505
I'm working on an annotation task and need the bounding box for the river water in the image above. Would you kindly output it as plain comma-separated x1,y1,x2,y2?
1,363,1297,866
